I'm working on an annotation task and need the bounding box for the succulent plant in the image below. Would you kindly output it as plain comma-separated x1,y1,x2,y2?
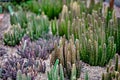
16,70,31,80
102,54,120,80
3,25,25,46
9,6,28,29
0,6,2,14
39,0,62,19
0,56,46,80
48,59,79,80
27,13,49,40
50,36,81,79
85,72,89,80
17,35,58,60
51,2,116,66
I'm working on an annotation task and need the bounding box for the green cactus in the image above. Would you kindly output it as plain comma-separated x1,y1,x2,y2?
71,64,76,80
50,36,81,79
28,13,49,40
102,54,120,80
3,25,25,46
48,59,80,80
85,71,89,80
51,1,116,66
16,70,31,80
0,6,2,14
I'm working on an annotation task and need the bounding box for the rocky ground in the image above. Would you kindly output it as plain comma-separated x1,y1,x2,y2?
0,2,120,80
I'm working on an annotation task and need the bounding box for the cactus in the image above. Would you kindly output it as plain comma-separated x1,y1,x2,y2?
48,59,79,80
17,70,31,80
85,72,89,80
51,1,116,66
39,0,62,19
27,13,49,40
9,6,28,29
50,36,81,79
102,54,120,80
0,6,2,14
3,25,25,46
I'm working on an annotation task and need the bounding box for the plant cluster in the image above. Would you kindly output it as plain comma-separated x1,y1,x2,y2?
39,0,62,19
10,9,28,29
48,59,79,80
15,0,62,19
5,6,50,46
3,25,25,46
17,35,57,60
27,13,49,40
51,2,116,66
50,36,81,79
102,54,120,80
0,56,46,80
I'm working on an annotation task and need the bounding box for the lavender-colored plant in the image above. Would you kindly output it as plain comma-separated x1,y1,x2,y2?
17,35,59,60
0,56,46,80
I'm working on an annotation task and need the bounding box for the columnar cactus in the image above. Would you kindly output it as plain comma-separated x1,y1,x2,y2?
102,54,120,80
3,25,25,46
48,59,79,80
8,6,28,29
16,70,31,80
51,1,116,66
27,13,49,40
50,36,81,79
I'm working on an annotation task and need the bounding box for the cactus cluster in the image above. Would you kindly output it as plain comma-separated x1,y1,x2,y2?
48,59,79,80
39,0,62,19
6,6,50,46
51,2,116,66
0,56,46,80
102,54,120,80
27,13,49,40
11,0,63,19
3,25,25,46
10,9,28,29
50,36,81,79
103,1,120,54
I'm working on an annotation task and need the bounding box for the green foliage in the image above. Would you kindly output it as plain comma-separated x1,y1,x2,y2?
8,6,28,29
3,25,25,46
0,6,2,14
17,70,31,80
85,72,89,80
20,0,62,19
39,0,62,19
48,59,60,80
27,13,49,40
